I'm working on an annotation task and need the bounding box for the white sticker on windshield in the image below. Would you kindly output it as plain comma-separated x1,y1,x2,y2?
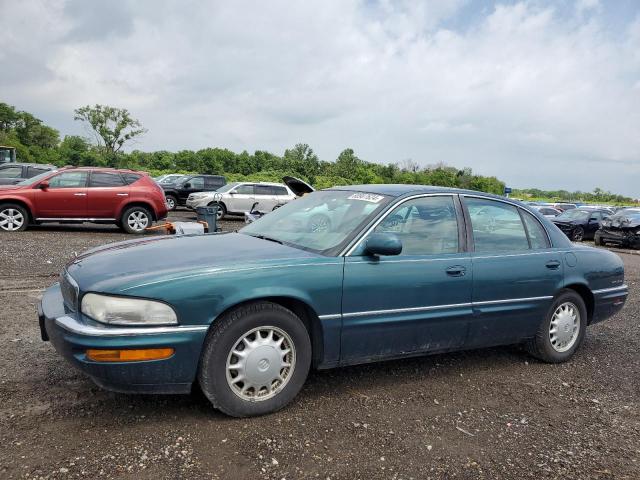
348,193,384,203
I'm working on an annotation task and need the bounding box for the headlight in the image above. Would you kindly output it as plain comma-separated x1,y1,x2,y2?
81,293,178,325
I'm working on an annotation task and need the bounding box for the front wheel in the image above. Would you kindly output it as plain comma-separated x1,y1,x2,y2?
525,289,587,363
198,302,311,417
121,206,152,234
0,204,29,232
208,201,226,220
571,226,584,242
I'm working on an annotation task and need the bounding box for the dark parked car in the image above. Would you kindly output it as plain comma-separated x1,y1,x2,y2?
552,208,610,241
0,167,168,233
0,163,56,185
595,208,640,249
38,185,627,417
162,174,226,210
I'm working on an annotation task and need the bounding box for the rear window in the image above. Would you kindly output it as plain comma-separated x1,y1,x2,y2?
122,173,142,185
90,172,126,187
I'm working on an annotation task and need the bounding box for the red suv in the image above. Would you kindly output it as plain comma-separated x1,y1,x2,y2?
0,167,168,233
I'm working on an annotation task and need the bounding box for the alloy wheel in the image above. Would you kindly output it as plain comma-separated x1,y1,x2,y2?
127,211,150,232
226,326,296,401
0,208,25,231
166,197,176,210
549,302,580,352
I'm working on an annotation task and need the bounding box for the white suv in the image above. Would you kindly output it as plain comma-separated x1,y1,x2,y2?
186,182,296,219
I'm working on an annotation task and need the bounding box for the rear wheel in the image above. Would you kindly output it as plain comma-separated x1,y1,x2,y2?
121,206,152,234
198,301,311,417
526,289,587,363
0,204,29,232
165,195,177,211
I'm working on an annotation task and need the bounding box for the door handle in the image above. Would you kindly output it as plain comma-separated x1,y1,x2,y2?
446,265,466,277
546,260,561,269
116,193,129,196
74,193,87,196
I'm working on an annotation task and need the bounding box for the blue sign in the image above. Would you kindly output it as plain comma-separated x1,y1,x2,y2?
504,187,512,194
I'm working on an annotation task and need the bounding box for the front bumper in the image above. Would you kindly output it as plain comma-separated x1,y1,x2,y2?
38,283,209,394
596,229,640,249
591,285,628,324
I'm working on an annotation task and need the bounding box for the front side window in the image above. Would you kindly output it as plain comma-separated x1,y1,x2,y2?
89,172,125,188
466,197,529,252
241,190,391,254
235,185,254,195
0,166,23,178
48,172,88,189
373,196,459,255
186,177,204,189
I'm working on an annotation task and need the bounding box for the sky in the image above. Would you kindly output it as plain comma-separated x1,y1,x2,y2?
1,0,639,196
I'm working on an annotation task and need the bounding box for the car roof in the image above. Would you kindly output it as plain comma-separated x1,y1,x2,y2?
60,167,145,174
328,184,510,199
1,162,56,168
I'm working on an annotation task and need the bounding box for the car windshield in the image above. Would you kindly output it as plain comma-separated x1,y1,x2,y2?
556,209,590,220
15,170,54,186
240,190,392,254
216,182,240,193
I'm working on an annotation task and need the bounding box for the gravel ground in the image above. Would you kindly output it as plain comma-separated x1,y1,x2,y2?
0,213,638,479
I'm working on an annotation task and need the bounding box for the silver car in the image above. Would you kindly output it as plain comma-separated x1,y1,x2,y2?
187,182,296,219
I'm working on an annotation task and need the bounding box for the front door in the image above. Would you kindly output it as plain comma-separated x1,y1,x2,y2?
180,176,204,202
34,171,88,218
462,196,563,347
228,184,256,213
341,195,472,363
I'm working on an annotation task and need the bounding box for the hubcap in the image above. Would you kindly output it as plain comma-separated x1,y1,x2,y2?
226,326,296,401
0,208,25,231
549,302,580,352
127,211,149,231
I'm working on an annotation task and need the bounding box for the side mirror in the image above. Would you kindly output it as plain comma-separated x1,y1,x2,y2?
183,183,192,189
364,233,402,257
38,181,49,189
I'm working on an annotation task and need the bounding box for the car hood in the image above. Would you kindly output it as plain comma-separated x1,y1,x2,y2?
553,220,580,227
65,232,320,293
602,216,640,230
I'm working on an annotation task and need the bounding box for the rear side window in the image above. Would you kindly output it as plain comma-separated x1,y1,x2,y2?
521,211,550,249
122,173,142,185
205,176,224,188
89,172,126,187
273,186,288,196
255,185,274,195
48,172,88,188
465,198,529,252
0,166,23,178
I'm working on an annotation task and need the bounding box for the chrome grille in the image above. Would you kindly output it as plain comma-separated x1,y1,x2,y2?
60,271,79,312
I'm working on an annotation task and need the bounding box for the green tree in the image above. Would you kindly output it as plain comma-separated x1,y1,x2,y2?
74,104,146,158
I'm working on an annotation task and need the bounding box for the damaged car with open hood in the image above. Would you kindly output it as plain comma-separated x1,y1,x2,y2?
595,208,640,249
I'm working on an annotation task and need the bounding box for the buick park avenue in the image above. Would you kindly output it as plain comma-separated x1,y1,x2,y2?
38,185,628,417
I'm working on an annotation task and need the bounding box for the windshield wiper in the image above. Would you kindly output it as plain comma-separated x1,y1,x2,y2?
248,233,283,245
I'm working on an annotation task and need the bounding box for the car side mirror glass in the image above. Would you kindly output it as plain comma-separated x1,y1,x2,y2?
38,181,49,189
184,183,191,189
364,233,402,256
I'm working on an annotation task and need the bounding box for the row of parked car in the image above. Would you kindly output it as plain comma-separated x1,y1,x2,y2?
523,201,640,249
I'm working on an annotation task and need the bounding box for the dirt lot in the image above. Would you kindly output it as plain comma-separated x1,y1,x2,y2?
0,212,638,479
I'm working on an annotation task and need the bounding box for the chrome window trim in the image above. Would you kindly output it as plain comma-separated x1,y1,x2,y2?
341,193,458,257
54,315,209,337
460,193,554,249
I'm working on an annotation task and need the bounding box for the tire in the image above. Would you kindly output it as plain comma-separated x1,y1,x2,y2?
594,233,602,246
571,226,584,242
165,195,177,211
525,289,587,363
121,206,152,234
198,301,311,417
0,203,29,232
208,201,226,220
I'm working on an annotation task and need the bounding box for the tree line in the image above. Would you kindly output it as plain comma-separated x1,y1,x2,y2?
0,101,634,203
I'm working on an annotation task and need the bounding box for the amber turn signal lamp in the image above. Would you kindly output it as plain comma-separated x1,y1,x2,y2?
86,348,174,362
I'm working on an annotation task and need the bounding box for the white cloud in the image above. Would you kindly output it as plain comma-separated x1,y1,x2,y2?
1,0,639,195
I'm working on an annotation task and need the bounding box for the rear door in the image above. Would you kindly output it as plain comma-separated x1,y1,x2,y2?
462,196,563,347
254,185,277,211
341,194,472,363
34,171,88,218
86,171,129,218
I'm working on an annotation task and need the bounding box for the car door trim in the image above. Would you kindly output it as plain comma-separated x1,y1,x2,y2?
592,285,628,295
319,294,554,319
